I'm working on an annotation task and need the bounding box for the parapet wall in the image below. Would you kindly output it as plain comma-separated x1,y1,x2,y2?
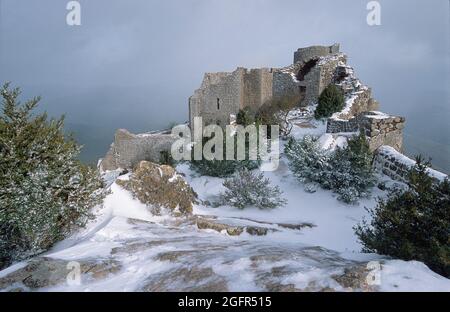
327,111,405,152
374,146,448,184
100,129,177,171
294,43,340,64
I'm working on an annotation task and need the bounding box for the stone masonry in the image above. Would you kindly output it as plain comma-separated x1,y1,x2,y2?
100,44,444,180
373,146,447,183
327,111,405,152
189,44,343,128
100,129,178,171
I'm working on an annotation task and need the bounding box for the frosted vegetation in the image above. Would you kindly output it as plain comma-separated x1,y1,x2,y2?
0,85,448,290
285,132,376,204
0,84,107,270
219,168,286,209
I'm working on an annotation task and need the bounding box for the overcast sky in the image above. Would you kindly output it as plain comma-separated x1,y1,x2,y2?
0,0,449,170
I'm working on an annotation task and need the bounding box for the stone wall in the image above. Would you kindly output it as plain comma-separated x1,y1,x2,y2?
293,43,340,64
327,111,405,152
189,44,346,128
360,112,405,152
100,129,178,171
273,65,302,100
374,146,448,183
189,67,274,128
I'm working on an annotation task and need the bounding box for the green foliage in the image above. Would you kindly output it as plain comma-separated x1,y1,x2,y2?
236,108,254,126
355,157,450,277
220,168,286,209
0,83,106,268
314,84,345,119
189,134,260,178
285,132,375,204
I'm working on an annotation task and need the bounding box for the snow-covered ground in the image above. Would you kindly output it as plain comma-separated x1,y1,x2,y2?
1,116,449,292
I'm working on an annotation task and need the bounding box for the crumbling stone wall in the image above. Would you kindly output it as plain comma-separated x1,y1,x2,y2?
189,67,274,128
374,146,448,183
189,44,344,127
360,112,405,152
327,111,405,152
273,64,302,100
297,53,347,106
100,129,178,171
294,43,340,64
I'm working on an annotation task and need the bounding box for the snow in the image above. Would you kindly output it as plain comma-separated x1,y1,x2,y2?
1,116,449,292
379,145,448,182
317,133,349,150
379,260,450,292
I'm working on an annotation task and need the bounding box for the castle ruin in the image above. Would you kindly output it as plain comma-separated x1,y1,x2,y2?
188,43,404,154
189,44,351,128
102,44,427,182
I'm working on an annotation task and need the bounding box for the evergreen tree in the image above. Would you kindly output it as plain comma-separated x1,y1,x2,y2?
219,168,286,209
355,157,450,277
0,83,106,268
327,132,376,203
236,108,254,126
285,132,375,204
285,135,330,185
314,84,345,119
190,133,260,177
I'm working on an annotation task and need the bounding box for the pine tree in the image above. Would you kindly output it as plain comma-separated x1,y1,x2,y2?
314,84,345,119
285,132,375,204
219,168,286,209
0,83,106,268
285,135,330,186
355,156,450,277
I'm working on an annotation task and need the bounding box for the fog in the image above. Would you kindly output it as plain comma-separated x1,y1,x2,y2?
0,0,448,171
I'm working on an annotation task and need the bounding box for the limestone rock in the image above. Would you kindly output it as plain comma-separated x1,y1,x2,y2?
100,128,178,171
332,264,378,292
196,216,274,236
0,257,121,291
117,161,196,216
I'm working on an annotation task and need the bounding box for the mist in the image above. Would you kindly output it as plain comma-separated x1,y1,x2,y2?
0,0,448,171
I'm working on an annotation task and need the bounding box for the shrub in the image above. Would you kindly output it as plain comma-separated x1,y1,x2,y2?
256,95,299,137
219,168,286,209
284,135,330,184
236,108,254,126
190,133,260,177
354,157,450,277
285,132,375,204
314,84,345,119
327,132,376,203
0,83,106,269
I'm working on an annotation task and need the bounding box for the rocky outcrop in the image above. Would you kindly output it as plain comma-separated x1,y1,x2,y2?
0,257,121,291
100,128,178,171
195,216,273,236
117,161,196,216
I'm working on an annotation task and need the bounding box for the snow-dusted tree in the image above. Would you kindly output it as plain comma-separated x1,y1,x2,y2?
284,135,330,186
285,132,375,204
219,168,286,209
0,83,106,269
355,157,450,277
327,132,376,203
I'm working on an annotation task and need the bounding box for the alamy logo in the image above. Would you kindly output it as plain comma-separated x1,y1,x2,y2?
66,261,81,286
66,1,81,26
366,1,381,26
